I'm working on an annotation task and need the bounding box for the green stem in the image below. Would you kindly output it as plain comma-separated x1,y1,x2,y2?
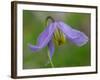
45,16,55,28
47,51,54,68
45,16,55,68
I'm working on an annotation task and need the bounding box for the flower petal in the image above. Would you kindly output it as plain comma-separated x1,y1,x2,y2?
29,22,57,52
48,40,55,59
28,44,41,52
57,21,88,46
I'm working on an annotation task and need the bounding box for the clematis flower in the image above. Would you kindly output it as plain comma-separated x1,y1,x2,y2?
29,18,88,62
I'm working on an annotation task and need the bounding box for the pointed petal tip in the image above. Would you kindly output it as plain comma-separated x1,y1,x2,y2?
68,31,89,47
28,44,35,51
28,44,40,52
77,36,89,47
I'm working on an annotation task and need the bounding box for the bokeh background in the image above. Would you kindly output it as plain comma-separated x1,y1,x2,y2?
23,10,90,69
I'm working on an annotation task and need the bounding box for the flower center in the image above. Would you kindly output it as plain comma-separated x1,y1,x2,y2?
45,16,66,46
53,28,66,46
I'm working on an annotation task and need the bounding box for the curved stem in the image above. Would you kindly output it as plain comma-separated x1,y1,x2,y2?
46,16,55,23
47,50,54,67
45,16,55,27
45,16,55,67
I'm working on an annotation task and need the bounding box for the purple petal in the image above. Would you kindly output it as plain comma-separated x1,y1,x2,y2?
48,40,55,59
57,21,88,46
29,22,57,52
28,44,41,52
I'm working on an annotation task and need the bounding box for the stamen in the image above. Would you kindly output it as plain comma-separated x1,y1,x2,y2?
53,28,66,46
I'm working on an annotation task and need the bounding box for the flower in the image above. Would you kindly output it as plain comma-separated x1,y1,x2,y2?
29,19,88,61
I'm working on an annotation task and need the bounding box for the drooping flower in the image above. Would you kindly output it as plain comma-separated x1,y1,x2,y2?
29,17,88,61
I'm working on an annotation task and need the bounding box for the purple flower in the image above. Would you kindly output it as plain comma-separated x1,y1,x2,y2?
29,20,88,60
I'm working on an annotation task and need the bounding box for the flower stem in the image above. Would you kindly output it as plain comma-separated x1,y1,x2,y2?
45,16,55,27
47,51,54,68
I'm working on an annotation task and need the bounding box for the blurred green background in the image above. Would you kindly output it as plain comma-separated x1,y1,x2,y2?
23,10,90,69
